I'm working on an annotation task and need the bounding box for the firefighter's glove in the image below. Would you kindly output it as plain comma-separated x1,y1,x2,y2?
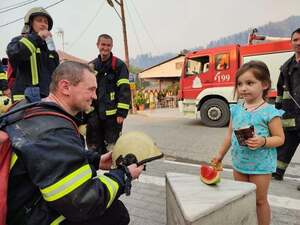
119,164,132,196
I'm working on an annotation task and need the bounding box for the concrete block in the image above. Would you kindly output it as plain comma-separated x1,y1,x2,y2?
166,172,257,225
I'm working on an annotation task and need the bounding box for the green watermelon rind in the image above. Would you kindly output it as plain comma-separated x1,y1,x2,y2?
200,165,221,185
200,175,220,185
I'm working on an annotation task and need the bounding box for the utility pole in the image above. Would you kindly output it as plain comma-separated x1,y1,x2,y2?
107,0,136,113
119,0,129,68
107,0,129,67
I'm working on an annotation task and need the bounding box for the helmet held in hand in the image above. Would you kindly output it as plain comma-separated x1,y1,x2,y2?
112,131,163,168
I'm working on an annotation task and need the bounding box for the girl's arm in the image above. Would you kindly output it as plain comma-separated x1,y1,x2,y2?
212,120,233,163
265,117,285,148
246,117,285,149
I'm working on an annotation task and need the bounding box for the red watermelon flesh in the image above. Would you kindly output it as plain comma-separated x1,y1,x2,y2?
200,165,220,185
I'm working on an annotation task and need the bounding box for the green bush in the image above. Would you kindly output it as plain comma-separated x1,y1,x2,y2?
134,92,146,105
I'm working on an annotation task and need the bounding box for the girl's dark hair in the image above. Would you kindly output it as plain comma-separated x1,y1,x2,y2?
234,60,271,100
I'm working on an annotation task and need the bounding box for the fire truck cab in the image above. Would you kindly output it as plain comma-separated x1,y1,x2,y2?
179,34,293,127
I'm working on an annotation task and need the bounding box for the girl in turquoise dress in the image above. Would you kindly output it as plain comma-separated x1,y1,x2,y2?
213,61,285,225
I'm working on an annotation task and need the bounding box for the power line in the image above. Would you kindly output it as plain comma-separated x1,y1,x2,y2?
111,4,122,21
0,0,39,14
124,1,143,56
0,18,23,28
0,0,36,11
67,0,105,50
0,0,65,29
45,0,65,9
128,0,159,54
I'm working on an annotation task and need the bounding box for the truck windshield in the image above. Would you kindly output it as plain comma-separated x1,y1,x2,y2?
185,56,209,76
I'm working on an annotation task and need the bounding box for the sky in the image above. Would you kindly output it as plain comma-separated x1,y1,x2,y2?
0,0,300,62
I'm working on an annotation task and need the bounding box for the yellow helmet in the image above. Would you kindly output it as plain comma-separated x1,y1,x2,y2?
112,131,163,168
23,7,53,34
0,96,11,114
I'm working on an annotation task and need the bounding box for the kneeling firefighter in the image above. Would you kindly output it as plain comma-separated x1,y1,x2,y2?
3,94,163,225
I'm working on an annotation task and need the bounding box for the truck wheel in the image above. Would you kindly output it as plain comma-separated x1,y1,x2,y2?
200,98,229,127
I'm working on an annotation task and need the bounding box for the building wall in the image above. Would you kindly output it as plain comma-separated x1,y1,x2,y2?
139,56,185,78
143,78,180,92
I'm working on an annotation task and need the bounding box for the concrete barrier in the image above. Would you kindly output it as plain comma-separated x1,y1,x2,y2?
166,172,257,225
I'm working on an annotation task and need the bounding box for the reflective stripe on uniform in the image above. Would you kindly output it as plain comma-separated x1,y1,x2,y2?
106,109,117,116
117,102,130,110
0,72,7,80
110,92,115,100
41,164,92,202
50,215,65,225
117,78,129,87
10,152,18,170
282,91,291,100
98,175,119,208
282,118,296,128
13,95,25,101
277,160,288,170
20,37,39,85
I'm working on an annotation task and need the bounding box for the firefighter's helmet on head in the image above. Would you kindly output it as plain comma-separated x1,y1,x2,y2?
22,7,53,34
112,131,164,168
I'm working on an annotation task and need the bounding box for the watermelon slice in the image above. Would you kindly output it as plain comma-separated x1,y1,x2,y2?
200,164,220,185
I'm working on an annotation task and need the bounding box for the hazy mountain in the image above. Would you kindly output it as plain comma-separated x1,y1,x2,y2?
131,15,300,69
130,53,176,70
207,15,300,48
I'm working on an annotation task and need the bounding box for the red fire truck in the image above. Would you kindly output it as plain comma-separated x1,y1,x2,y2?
178,30,293,127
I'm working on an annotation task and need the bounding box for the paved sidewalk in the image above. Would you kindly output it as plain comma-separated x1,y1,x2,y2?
134,107,183,118
122,108,300,225
121,161,300,225
121,181,166,225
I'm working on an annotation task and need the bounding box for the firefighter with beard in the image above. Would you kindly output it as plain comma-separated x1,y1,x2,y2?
273,28,300,191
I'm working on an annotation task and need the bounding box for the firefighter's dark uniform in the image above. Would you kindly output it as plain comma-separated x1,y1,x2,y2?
86,53,131,153
274,55,300,179
6,33,59,101
0,61,8,94
6,101,130,225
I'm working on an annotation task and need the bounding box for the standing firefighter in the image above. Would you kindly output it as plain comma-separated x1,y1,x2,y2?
6,7,59,102
86,34,131,154
273,28,300,191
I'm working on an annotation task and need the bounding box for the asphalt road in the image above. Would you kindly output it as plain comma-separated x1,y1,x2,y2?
123,109,300,178
121,109,300,225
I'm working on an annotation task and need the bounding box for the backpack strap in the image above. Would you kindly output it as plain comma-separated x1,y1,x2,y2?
0,102,79,135
0,104,78,225
111,55,117,71
7,62,15,90
0,131,11,225
24,109,79,135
